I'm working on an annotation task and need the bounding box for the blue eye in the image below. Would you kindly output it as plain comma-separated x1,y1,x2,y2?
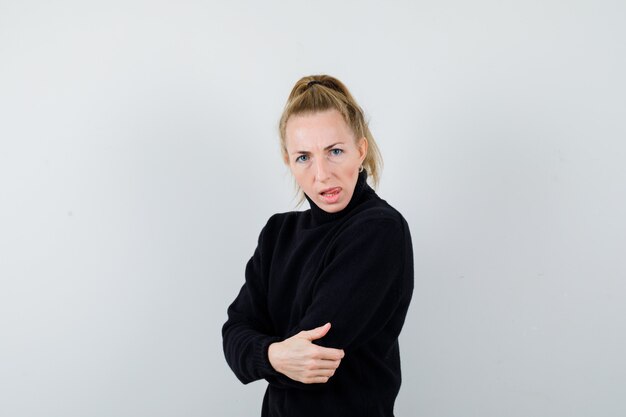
296,155,309,163
330,148,343,156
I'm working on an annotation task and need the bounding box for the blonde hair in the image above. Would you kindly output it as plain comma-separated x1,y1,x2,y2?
278,75,383,192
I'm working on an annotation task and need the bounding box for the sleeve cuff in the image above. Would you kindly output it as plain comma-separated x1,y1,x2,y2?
254,335,283,379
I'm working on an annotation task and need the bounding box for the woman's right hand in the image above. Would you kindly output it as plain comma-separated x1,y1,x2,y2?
268,323,345,384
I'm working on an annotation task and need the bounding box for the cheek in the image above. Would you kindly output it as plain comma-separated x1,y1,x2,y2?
290,166,311,187
341,160,360,177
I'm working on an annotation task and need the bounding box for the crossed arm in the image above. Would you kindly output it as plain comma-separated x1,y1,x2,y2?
268,322,344,384
222,215,407,386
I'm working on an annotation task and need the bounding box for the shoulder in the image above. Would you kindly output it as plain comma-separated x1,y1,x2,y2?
263,210,301,229
327,199,412,254
347,197,410,234
323,200,412,279
257,210,305,240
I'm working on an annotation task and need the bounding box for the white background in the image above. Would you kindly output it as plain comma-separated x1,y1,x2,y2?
1,1,625,416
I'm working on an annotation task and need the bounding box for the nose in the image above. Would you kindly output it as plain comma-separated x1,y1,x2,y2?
313,157,331,182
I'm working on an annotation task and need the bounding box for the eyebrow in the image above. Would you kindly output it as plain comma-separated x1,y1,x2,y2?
291,142,345,155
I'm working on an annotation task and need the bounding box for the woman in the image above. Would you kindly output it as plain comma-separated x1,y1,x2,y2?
222,75,414,417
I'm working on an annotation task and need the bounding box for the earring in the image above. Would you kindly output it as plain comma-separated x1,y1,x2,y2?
359,165,364,173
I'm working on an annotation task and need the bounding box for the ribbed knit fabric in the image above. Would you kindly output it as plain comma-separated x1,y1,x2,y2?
222,171,414,417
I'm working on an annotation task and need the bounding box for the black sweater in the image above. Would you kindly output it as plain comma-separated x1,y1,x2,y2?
222,172,414,417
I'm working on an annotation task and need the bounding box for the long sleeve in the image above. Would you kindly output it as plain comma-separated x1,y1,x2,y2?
292,213,414,353
264,211,414,391
222,222,283,384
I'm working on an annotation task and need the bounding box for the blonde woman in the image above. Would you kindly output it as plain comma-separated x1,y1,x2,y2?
222,75,414,417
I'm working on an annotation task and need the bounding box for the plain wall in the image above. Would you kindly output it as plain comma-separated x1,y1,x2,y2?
1,1,625,416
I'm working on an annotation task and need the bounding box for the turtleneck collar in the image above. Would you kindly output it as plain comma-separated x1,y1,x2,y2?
304,170,374,225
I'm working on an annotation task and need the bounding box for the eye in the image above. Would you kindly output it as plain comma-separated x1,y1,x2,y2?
330,148,343,156
295,154,309,163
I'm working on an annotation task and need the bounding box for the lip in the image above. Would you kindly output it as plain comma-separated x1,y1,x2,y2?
319,187,342,204
320,187,341,195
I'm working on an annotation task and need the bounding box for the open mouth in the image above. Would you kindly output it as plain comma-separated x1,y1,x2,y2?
320,187,342,203
321,188,341,197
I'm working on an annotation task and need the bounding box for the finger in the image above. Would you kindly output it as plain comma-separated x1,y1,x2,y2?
314,346,345,360
313,368,336,378
315,359,342,370
301,322,331,341
303,376,331,384
302,358,340,373
300,368,333,384
303,371,335,384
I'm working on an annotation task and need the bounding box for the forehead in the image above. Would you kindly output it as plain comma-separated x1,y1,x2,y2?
285,109,355,150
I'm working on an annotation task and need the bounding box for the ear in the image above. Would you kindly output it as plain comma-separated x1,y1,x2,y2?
358,137,368,163
282,150,290,166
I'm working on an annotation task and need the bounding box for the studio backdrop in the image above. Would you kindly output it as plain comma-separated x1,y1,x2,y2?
1,1,624,416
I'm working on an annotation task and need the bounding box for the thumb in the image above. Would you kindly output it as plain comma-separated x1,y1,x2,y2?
300,322,331,341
